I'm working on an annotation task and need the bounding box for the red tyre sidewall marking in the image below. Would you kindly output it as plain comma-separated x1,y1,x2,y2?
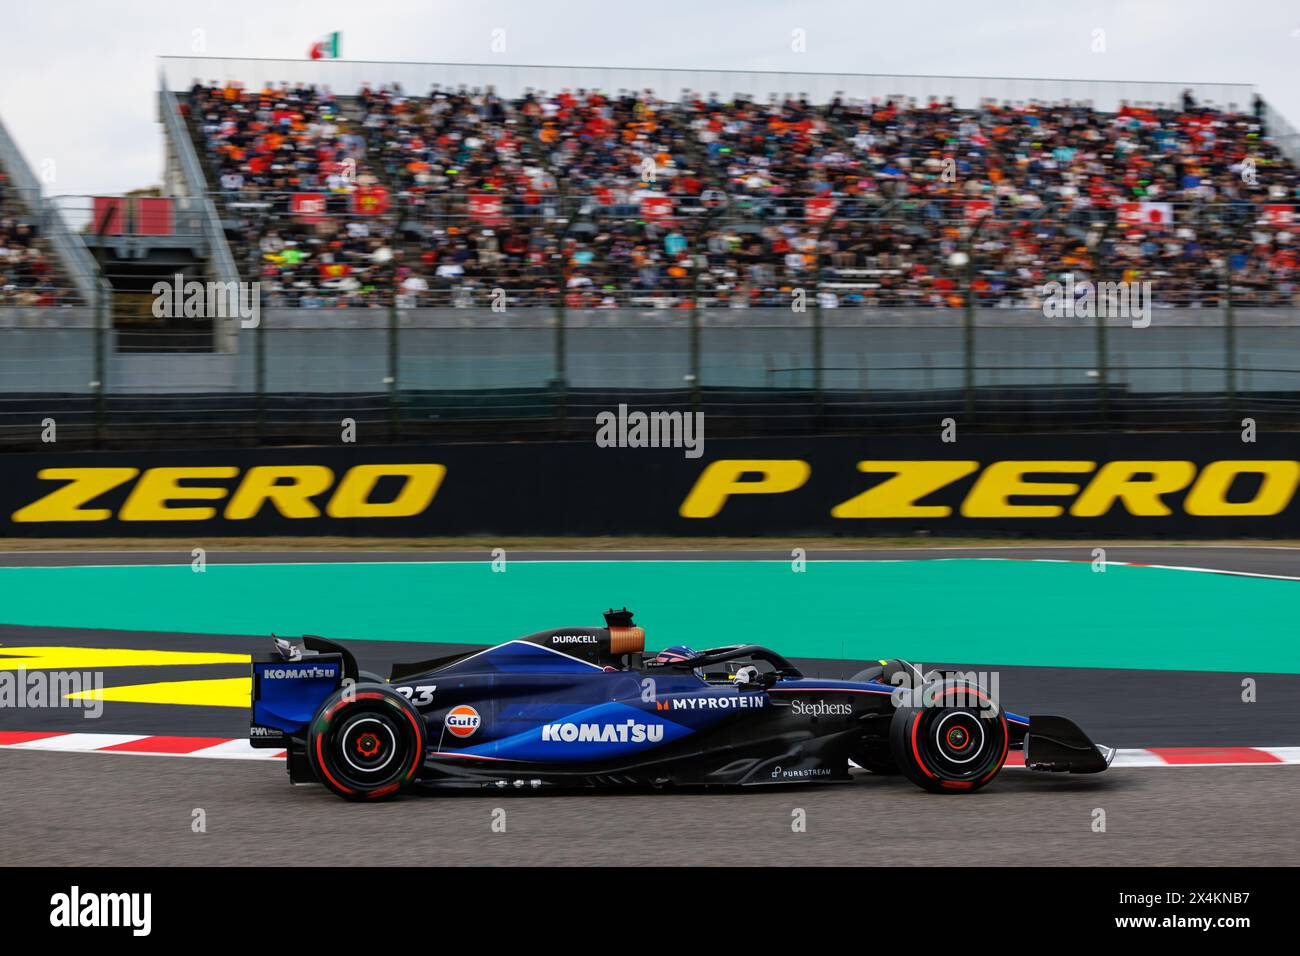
315,691,409,797
909,711,935,779
911,686,1007,783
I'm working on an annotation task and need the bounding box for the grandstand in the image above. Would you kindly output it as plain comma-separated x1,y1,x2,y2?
0,58,1297,447
179,66,1298,310
0,146,80,308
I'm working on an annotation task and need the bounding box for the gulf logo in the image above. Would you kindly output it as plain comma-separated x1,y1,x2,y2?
445,705,482,738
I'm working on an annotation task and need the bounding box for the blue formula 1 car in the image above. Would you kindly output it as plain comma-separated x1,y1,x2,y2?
249,609,1115,800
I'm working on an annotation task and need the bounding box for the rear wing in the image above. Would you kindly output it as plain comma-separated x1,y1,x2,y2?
249,635,356,748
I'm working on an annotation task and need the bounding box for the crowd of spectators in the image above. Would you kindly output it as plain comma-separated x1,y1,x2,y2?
188,81,1300,309
0,173,67,306
187,81,399,307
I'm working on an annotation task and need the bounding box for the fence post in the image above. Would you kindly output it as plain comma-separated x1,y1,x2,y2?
963,215,989,423
552,187,569,435
811,204,839,422
254,295,266,444
88,201,118,449
689,201,728,417
388,293,399,441
93,277,109,447
1224,232,1238,426
1095,216,1114,425
554,277,568,435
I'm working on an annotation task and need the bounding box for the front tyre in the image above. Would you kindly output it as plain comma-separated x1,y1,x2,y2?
889,678,1008,794
307,685,426,801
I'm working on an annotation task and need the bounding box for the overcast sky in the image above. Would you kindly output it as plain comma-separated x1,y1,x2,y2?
2,0,1298,195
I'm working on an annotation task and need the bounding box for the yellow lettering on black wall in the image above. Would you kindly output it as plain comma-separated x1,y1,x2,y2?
1070,460,1196,517
961,461,1096,518
225,465,335,519
326,464,446,518
119,467,238,521
11,468,140,523
1184,461,1300,516
832,461,979,518
679,460,810,518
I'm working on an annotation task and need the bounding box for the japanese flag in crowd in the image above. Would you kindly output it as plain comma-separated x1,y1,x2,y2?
1118,201,1174,225
1262,204,1295,226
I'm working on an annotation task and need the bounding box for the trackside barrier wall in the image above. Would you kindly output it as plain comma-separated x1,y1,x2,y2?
0,433,1296,538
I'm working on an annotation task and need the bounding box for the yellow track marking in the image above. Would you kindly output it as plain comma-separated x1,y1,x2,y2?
0,646,249,671
67,677,251,708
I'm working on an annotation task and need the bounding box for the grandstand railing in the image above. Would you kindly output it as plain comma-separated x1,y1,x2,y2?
160,57,1257,113
1262,99,1300,168
49,194,211,237
0,114,98,307
158,79,241,347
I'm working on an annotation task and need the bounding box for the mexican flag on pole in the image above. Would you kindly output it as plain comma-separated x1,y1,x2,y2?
309,32,341,60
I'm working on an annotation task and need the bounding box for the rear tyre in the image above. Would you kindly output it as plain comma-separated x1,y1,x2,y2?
307,684,425,801
889,678,1008,794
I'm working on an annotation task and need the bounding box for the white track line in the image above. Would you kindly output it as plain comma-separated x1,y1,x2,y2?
4,733,1300,769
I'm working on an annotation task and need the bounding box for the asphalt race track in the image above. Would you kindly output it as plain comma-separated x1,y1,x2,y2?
1,545,1297,866
3,750,1295,866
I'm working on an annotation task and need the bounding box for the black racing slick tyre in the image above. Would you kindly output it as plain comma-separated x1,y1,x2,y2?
307,684,426,801
889,678,1008,794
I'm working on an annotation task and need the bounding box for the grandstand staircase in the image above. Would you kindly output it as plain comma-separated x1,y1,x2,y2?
0,114,98,307
81,196,213,352
0,186,83,305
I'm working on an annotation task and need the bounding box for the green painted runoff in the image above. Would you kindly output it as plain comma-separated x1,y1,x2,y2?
0,559,1293,673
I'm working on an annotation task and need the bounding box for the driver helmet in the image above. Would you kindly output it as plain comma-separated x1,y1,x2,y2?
654,645,704,678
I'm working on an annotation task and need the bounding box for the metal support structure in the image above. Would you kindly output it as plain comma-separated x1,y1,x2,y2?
1224,216,1246,425
388,295,400,440
1095,217,1115,425
688,201,729,417
93,277,109,447
548,184,570,435
810,207,840,420
87,202,119,448
963,216,990,423
254,296,266,444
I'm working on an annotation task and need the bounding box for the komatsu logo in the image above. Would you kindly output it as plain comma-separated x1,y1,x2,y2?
541,720,665,743
261,666,338,680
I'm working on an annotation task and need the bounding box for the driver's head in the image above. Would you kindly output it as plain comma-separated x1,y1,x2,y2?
654,645,698,664
654,645,704,678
